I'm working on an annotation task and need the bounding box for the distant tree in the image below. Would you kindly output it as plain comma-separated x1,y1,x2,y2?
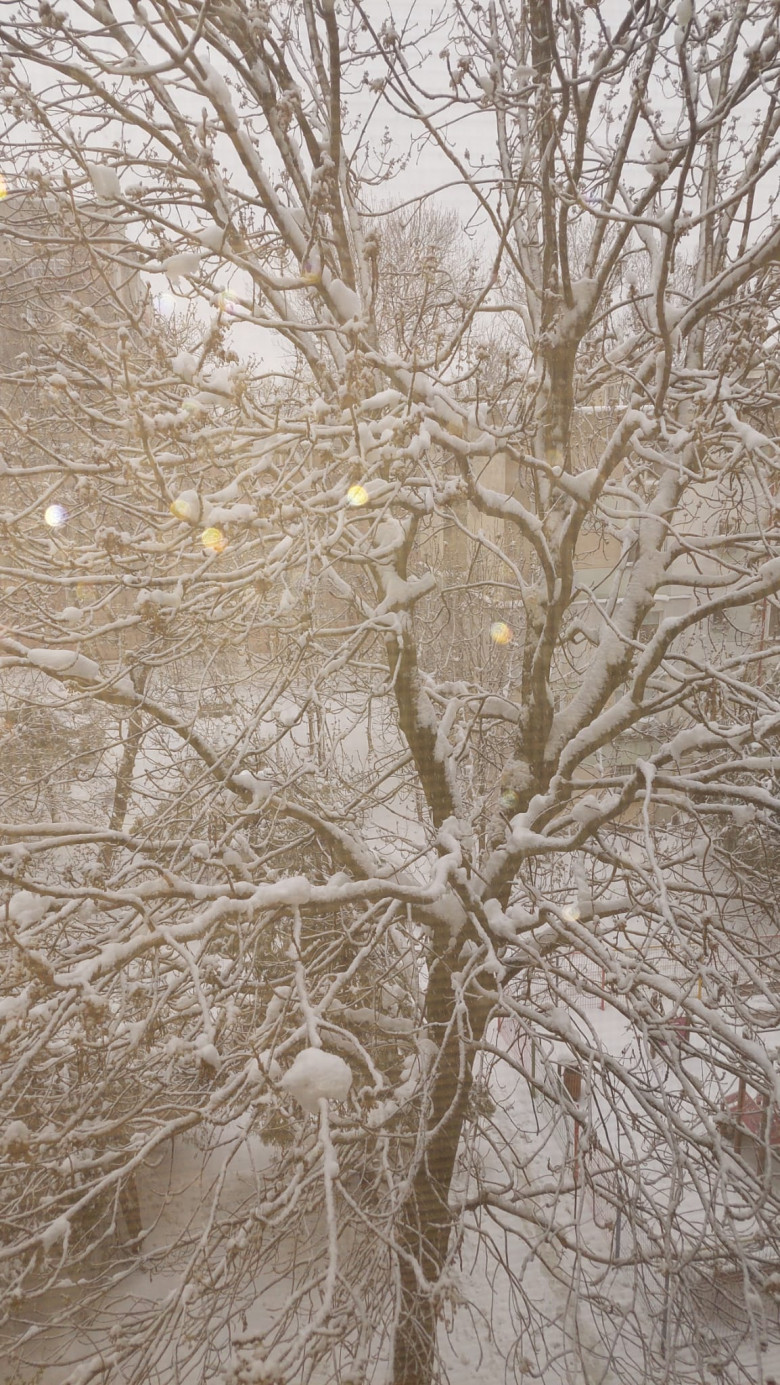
1,2,780,1383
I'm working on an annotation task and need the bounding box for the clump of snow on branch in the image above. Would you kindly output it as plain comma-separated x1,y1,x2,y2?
279,1048,353,1113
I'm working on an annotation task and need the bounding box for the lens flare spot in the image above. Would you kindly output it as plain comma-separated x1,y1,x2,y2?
215,288,239,315
562,904,580,923
347,484,369,507
153,292,176,317
490,620,513,646
44,504,67,528
201,526,227,553
0,174,7,200
170,494,199,522
301,251,322,284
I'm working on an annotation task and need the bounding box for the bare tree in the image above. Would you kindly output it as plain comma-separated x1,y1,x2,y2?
1,2,780,1383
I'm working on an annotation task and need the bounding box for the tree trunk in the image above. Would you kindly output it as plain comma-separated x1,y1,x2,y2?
119,1172,143,1247
393,1114,462,1385
391,950,483,1385
99,665,149,871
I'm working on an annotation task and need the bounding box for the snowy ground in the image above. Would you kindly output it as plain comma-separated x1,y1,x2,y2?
476,1001,780,1385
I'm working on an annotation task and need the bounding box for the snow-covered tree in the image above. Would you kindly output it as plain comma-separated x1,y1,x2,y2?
1,1,780,1382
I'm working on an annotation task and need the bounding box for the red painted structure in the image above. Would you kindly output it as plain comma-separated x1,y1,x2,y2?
724,1079,780,1164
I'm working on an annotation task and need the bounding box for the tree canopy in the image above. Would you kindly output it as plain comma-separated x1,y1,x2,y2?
1,1,780,1382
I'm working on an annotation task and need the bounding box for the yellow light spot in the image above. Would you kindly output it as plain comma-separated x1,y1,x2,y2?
0,174,7,200
215,288,239,315
562,904,580,923
490,621,513,645
170,496,197,521
44,503,67,528
201,526,227,553
347,484,368,507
